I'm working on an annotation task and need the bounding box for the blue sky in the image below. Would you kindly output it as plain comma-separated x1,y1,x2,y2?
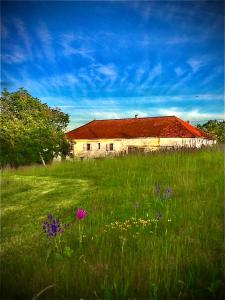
1,0,224,130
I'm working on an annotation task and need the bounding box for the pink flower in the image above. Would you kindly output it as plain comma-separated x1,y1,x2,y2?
76,208,87,220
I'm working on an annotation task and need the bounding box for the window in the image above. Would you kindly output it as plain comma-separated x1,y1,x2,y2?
98,143,101,149
106,143,114,151
84,143,91,151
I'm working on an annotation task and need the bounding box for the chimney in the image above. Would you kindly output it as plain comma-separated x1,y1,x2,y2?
135,114,138,118
187,120,190,124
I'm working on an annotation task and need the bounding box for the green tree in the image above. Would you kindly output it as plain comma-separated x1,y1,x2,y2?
0,88,70,167
197,120,225,143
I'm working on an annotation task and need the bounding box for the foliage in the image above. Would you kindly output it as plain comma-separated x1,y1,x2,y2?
1,148,224,299
197,120,225,143
0,88,70,167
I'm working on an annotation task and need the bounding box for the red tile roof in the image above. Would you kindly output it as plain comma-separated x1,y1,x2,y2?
66,116,211,139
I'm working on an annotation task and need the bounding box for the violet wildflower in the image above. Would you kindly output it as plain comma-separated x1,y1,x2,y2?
42,214,64,238
76,208,87,220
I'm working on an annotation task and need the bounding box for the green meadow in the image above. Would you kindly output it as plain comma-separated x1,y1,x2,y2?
1,147,224,300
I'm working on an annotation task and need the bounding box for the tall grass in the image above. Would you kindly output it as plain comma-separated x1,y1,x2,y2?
1,147,224,299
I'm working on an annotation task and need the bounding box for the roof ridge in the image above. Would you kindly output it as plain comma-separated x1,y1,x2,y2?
174,116,206,137
66,115,212,139
92,115,176,122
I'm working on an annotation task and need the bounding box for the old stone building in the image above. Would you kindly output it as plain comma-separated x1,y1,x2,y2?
65,116,215,159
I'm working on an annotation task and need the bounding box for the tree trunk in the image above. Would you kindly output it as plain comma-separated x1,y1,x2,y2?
39,152,46,166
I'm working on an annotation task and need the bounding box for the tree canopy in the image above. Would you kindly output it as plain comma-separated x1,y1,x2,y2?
0,88,70,167
197,120,225,143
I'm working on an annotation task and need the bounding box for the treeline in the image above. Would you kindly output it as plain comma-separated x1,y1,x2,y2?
197,120,225,144
0,88,70,167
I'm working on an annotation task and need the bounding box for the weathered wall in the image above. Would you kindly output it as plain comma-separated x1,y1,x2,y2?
159,137,215,148
71,137,159,158
69,137,215,158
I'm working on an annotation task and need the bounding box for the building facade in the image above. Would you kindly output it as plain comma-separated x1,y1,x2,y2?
66,116,215,159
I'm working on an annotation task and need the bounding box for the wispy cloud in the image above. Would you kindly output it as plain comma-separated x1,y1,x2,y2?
174,67,184,77
97,64,117,81
149,64,162,81
61,33,95,61
130,1,152,21
199,66,224,87
48,73,79,88
157,107,224,121
14,18,32,58
1,46,26,64
187,58,203,73
37,22,55,62
39,92,224,130
141,64,162,88
78,72,95,88
135,67,146,82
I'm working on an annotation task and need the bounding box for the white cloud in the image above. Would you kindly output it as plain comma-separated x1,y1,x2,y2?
1,46,26,64
61,33,94,61
187,58,203,73
89,111,122,120
97,64,117,81
166,73,192,93
147,64,162,82
78,73,95,88
200,66,224,86
40,93,224,130
140,64,162,88
48,73,79,88
130,1,152,21
135,67,146,82
140,34,191,48
14,18,32,57
157,108,224,121
37,23,55,62
174,67,184,77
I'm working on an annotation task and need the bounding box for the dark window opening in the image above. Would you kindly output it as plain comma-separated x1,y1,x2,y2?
87,143,91,151
98,143,100,149
69,143,74,152
109,143,114,151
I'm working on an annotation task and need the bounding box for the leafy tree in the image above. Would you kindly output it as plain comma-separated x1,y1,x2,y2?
0,88,70,167
197,120,225,143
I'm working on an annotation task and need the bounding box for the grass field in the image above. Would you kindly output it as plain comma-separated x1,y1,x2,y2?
1,147,224,300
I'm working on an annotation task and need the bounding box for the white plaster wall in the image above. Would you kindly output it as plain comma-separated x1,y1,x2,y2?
160,138,195,148
159,138,215,148
69,137,215,158
71,137,159,158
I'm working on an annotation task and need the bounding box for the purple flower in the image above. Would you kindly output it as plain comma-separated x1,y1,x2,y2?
76,208,87,220
42,222,47,232
42,214,65,238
